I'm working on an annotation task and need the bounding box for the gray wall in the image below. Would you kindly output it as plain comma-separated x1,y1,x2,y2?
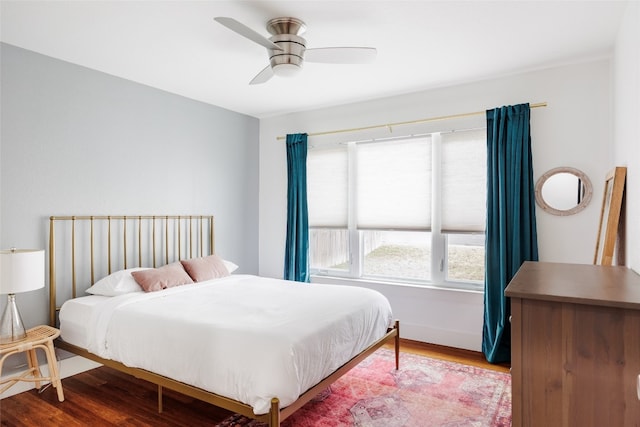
0,43,259,328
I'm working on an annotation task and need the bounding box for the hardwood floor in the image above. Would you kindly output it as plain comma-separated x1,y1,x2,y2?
0,340,509,426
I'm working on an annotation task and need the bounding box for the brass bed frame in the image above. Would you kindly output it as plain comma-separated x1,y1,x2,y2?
48,215,400,426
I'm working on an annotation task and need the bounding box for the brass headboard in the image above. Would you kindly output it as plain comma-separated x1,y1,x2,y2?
49,215,214,327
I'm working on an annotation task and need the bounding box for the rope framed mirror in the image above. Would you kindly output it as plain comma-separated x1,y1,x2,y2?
534,167,593,216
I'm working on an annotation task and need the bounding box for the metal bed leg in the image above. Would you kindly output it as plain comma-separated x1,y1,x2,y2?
394,320,400,370
269,397,280,426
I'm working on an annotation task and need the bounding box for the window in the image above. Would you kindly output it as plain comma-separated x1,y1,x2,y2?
308,128,486,290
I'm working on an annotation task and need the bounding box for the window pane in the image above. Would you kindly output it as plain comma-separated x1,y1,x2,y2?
307,147,348,227
362,230,430,281
357,138,432,230
441,130,486,232
447,234,485,282
310,228,349,271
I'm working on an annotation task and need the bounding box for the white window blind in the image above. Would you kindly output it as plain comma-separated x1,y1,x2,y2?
441,129,486,233
307,146,348,227
356,137,432,230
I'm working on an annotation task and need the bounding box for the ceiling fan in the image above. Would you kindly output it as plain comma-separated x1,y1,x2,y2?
214,16,377,85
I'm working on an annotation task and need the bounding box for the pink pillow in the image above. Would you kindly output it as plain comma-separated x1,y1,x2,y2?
181,255,230,282
131,262,194,292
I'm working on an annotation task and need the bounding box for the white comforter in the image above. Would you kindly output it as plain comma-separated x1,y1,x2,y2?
60,275,393,414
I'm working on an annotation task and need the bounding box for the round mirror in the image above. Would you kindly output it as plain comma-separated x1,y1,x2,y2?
535,167,592,216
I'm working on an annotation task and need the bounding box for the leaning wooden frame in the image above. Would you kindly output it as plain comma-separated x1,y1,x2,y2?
593,167,627,266
48,215,400,427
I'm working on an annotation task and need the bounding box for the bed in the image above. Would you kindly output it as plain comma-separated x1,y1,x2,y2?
49,215,399,426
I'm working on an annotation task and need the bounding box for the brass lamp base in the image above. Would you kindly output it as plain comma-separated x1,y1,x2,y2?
0,294,27,344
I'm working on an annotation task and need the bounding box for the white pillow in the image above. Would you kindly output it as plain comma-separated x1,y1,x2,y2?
222,259,239,273
86,268,150,296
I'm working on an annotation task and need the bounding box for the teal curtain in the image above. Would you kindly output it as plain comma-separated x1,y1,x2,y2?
284,133,310,282
482,103,538,363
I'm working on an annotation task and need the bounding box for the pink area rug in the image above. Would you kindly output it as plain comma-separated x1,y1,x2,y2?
216,348,512,426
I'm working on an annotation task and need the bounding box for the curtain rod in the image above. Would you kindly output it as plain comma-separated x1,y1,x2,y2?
276,102,547,141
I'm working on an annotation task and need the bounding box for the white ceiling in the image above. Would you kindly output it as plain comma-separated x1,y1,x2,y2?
0,1,629,118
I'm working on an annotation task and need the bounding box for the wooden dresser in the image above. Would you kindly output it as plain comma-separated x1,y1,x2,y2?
505,261,640,426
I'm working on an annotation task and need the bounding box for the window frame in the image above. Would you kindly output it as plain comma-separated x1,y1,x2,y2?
308,129,486,292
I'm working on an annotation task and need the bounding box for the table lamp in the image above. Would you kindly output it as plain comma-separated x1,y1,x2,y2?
0,248,45,344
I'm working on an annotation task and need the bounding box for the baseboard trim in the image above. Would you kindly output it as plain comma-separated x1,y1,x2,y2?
400,322,481,352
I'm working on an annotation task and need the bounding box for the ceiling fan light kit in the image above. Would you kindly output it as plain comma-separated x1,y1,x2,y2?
273,63,302,77
214,16,376,84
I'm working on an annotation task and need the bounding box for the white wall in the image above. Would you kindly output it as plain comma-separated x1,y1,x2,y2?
259,59,613,351
613,0,640,273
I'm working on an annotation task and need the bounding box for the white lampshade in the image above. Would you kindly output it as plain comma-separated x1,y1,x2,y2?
0,249,45,343
0,249,45,295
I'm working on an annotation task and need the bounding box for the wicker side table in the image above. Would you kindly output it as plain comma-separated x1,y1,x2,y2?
0,325,64,401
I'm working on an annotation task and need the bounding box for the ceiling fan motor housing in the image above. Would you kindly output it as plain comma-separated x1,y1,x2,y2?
266,18,307,76
268,34,306,75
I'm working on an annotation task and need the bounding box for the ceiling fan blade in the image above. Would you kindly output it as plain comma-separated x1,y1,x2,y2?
249,65,274,85
305,47,377,64
214,17,283,51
